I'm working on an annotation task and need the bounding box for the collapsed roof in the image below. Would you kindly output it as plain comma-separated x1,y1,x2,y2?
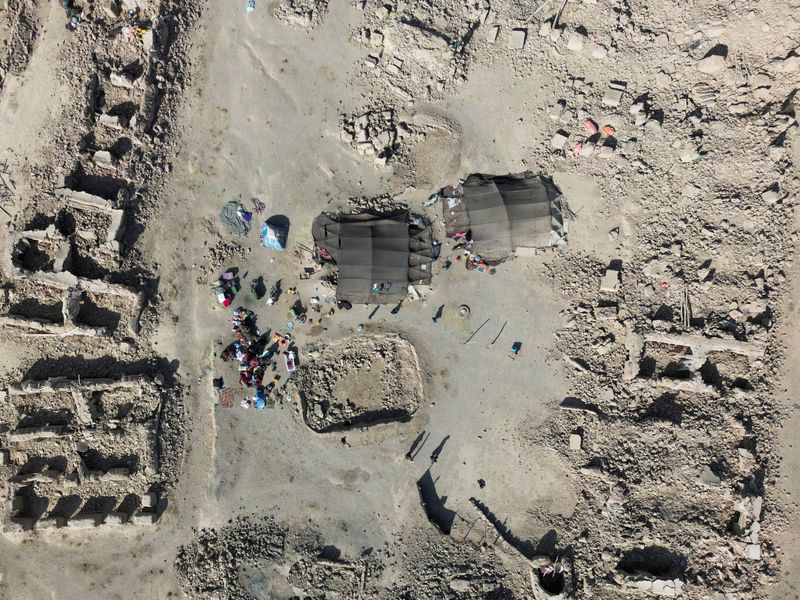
312,210,435,304
443,172,567,263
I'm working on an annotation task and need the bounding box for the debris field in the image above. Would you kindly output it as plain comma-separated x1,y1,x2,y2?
0,0,799,598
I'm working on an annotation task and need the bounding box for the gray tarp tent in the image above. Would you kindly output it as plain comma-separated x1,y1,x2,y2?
312,210,435,304
443,172,567,263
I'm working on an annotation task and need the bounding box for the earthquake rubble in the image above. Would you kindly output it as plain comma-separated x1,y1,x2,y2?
1,0,799,597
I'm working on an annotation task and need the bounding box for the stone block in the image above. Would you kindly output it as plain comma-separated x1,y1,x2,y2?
591,44,608,59
566,31,585,51
551,131,569,149
36,517,65,530
538,21,551,37
762,189,780,204
67,514,103,529
697,54,726,74
105,467,131,480
783,55,800,73
548,100,565,121
744,544,761,560
600,269,620,292
8,427,65,443
602,82,626,107
508,28,527,49
141,491,158,509
105,512,129,525
109,72,135,89
131,511,159,525
92,151,116,169
98,114,122,129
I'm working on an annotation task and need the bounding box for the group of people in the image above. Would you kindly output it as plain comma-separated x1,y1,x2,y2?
121,8,152,42
219,307,295,409
61,0,83,30
62,0,151,36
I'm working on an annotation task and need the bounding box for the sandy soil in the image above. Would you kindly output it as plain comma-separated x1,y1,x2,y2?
0,0,798,597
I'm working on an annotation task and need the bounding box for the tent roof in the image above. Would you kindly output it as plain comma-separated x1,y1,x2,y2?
444,172,565,262
312,211,434,304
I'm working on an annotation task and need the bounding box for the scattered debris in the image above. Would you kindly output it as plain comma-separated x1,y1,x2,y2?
275,0,329,28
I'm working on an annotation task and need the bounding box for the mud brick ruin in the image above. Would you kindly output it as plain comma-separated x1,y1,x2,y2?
0,376,165,532
2,187,144,340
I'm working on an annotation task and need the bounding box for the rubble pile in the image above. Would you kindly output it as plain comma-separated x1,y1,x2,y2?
0,0,41,88
385,527,525,598
345,193,408,214
175,515,288,599
175,515,386,600
339,107,459,180
351,1,477,103
533,232,788,596
339,108,403,167
274,0,329,29
286,555,384,597
296,334,424,431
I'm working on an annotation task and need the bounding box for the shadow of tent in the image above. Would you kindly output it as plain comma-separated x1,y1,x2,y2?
417,469,456,534
266,214,291,229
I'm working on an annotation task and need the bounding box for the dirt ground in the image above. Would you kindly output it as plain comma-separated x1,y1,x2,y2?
0,0,799,597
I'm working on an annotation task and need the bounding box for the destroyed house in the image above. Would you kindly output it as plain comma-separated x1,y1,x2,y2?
312,210,435,304
443,172,567,263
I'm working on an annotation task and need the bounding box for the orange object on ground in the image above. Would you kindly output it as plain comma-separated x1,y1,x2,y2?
218,388,235,408
602,124,616,136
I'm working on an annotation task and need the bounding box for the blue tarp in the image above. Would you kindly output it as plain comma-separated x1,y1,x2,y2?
255,388,266,409
260,222,288,251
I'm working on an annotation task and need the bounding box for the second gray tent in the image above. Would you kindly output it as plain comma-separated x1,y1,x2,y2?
443,172,567,263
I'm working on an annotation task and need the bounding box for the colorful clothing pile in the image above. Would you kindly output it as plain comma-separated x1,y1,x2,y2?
219,307,294,408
